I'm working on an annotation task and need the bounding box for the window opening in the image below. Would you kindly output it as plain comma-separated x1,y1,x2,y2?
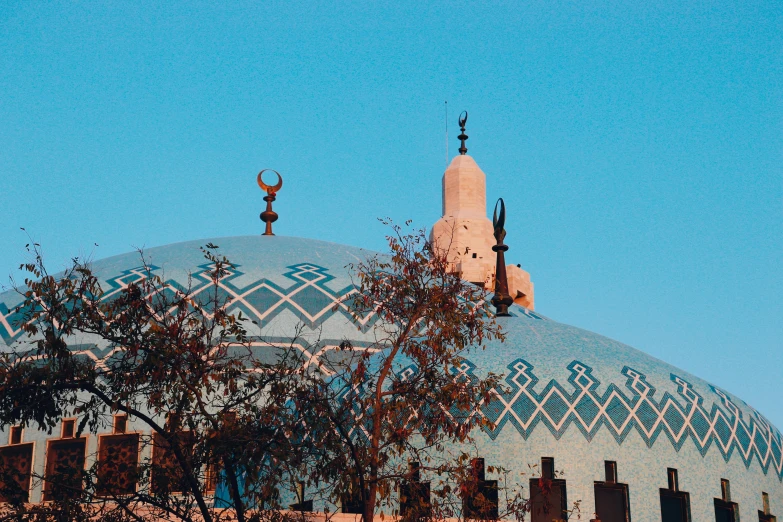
96,432,140,496
9,426,22,445
0,438,34,502
289,481,314,512
204,461,220,495
43,436,87,501
530,457,567,522
113,414,128,434
61,419,76,439
152,430,195,495
759,491,776,522
721,479,731,501
594,462,629,522
605,461,617,483
660,469,689,522
462,458,498,520
542,457,554,480
203,412,236,496
714,480,738,522
400,461,431,520
341,473,367,514
667,468,679,491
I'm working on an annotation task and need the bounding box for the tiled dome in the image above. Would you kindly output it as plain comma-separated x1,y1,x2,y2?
1,235,780,518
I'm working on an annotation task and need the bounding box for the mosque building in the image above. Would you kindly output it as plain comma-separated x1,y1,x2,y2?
0,118,780,522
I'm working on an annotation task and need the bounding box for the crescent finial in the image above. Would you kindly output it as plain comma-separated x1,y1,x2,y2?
493,198,506,240
458,110,468,128
458,110,469,155
257,169,283,194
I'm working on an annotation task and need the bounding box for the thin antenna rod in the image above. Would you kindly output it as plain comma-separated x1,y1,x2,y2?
445,101,448,167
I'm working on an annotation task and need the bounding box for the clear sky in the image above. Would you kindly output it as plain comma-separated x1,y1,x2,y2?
1,2,781,425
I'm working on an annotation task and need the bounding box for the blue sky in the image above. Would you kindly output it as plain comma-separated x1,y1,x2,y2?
1,2,781,425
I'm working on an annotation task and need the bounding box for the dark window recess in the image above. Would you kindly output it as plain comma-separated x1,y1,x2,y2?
9,426,22,445
605,461,618,483
62,419,76,439
529,458,567,522
715,499,738,522
151,431,195,495
542,457,555,480
594,462,629,522
113,414,128,434
660,468,690,522
714,479,738,522
667,468,679,492
43,437,87,501
341,477,367,514
759,491,776,522
660,490,690,522
290,482,313,512
400,462,431,520
462,458,498,520
0,442,34,503
204,461,220,494
721,479,731,502
96,433,140,496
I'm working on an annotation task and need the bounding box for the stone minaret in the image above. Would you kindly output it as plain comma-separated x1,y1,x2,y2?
431,154,497,287
430,121,534,309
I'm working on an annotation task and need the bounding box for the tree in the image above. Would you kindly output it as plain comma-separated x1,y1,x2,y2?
0,225,569,522
0,242,316,522
283,221,509,522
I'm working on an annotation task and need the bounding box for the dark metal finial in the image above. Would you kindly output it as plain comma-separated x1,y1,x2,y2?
458,111,468,155
258,169,283,236
491,198,513,317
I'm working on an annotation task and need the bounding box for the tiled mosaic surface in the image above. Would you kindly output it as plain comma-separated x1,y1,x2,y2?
1,235,780,516
473,358,783,476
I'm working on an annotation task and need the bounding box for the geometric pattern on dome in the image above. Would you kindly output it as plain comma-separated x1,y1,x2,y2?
0,263,361,343
0,262,543,344
4,262,777,477
470,358,783,478
0,265,158,343
181,262,375,331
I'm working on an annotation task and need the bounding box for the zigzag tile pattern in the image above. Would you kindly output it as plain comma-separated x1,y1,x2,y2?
465,358,783,478
0,265,157,343
0,263,367,344
4,263,776,478
0,262,543,344
172,262,375,331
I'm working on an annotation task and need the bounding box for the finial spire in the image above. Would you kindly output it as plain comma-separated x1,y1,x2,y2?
491,198,513,316
257,169,283,236
458,111,469,155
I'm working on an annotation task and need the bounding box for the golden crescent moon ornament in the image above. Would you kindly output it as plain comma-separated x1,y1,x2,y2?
257,169,283,193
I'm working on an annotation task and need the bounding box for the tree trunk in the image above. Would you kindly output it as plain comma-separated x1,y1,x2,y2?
363,483,376,522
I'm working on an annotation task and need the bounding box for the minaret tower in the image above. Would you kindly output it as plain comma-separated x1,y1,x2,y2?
430,112,535,309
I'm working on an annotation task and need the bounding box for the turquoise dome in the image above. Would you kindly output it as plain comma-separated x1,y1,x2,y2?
1,235,780,518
